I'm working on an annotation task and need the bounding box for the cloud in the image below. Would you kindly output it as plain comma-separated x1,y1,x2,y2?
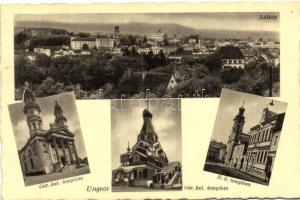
9,92,87,158
111,99,181,169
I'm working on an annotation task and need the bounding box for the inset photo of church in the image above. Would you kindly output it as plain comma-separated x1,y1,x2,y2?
203,88,287,186
8,87,90,186
111,99,182,192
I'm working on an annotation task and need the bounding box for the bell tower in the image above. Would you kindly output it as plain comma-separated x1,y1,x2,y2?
54,100,67,127
23,83,43,136
224,101,245,166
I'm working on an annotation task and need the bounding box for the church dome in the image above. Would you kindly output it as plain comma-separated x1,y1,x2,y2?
143,108,153,118
23,87,36,102
54,101,63,112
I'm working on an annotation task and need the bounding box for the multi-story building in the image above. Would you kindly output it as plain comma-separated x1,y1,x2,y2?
246,107,285,179
148,30,166,42
34,46,52,56
18,85,81,176
70,37,97,50
206,140,227,162
96,35,116,49
219,46,245,70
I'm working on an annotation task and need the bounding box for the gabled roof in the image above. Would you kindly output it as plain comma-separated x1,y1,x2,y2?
219,46,244,59
272,113,285,133
237,133,250,144
72,37,96,41
142,72,173,91
210,140,227,149
156,161,181,174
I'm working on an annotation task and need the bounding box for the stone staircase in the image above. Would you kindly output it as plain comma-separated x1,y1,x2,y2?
55,161,71,173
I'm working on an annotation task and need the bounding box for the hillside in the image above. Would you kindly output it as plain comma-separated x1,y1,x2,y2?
15,21,279,40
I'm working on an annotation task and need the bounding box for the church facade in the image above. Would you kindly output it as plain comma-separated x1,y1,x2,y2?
224,101,285,181
112,107,182,189
18,87,81,176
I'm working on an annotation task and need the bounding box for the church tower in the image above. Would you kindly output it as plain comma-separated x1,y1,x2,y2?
54,100,67,127
137,107,158,144
114,25,120,39
23,83,44,136
224,101,245,166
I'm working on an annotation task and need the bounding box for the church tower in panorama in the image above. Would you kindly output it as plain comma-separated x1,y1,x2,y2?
224,102,246,166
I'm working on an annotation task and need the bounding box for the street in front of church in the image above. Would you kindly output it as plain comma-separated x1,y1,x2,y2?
203,89,287,186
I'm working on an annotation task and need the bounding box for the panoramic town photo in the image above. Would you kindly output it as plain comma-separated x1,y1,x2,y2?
203,89,286,186
14,12,280,99
111,99,182,191
8,90,90,186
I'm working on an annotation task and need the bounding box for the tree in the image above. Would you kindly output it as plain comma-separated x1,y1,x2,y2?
36,77,57,96
144,50,155,70
203,52,222,72
176,47,184,54
221,68,244,84
15,56,45,87
29,35,70,50
158,50,167,66
172,77,221,97
14,32,28,46
77,32,91,38
142,36,147,43
122,47,130,56
36,54,51,68
193,64,209,79
82,43,89,50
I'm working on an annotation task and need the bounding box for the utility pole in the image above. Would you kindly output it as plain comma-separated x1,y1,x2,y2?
269,64,273,97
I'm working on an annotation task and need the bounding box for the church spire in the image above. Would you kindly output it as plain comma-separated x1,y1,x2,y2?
127,142,131,152
54,100,67,126
238,100,245,116
23,82,43,136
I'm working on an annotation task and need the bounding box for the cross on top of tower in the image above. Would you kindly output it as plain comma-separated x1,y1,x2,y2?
127,142,131,152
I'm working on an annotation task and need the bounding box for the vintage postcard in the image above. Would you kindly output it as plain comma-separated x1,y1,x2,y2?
8,90,90,186
1,3,300,200
203,88,287,186
14,12,279,99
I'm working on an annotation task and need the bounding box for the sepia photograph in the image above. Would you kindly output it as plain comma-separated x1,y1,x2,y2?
14,12,280,99
8,87,90,186
111,98,182,192
203,88,287,185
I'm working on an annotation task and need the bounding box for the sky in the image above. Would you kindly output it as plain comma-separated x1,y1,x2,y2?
212,89,287,144
8,92,88,159
15,12,279,32
111,99,182,170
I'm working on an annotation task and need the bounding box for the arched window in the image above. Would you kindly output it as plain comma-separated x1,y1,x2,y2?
30,158,35,169
138,171,143,179
24,162,28,171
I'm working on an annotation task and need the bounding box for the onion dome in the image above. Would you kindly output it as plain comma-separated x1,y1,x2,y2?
127,142,131,152
238,101,245,116
23,84,41,114
143,108,153,119
54,101,67,124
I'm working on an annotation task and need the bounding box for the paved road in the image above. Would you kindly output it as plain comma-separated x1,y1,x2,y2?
204,162,268,185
